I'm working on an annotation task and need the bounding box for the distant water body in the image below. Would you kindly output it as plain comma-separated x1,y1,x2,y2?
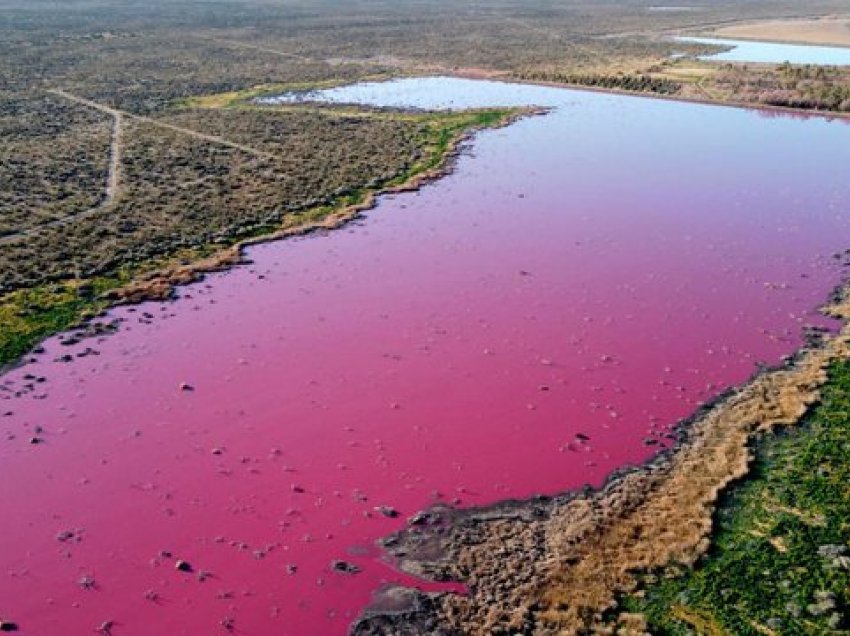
677,35,850,66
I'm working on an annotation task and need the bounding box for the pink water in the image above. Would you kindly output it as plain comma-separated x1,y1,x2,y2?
2,79,850,634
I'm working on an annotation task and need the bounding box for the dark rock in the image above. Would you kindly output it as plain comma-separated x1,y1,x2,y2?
175,560,193,573
0,621,19,632
352,585,451,635
817,544,848,558
76,283,95,299
331,560,361,574
408,510,442,526
78,575,97,590
56,529,79,543
375,505,400,518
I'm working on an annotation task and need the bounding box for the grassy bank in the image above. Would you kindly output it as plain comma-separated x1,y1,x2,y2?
0,245,214,366
0,104,522,368
621,359,850,634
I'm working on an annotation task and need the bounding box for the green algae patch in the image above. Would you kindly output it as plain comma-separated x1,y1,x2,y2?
623,359,850,635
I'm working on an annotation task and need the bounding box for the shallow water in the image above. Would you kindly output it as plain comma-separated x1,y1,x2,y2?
3,78,850,635
677,35,850,65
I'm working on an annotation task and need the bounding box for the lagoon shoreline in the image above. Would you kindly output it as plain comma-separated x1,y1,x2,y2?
353,286,850,633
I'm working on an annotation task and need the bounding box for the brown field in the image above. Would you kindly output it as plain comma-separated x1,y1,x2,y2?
714,16,850,47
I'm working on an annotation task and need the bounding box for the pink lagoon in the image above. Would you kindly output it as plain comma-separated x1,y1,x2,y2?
2,78,850,634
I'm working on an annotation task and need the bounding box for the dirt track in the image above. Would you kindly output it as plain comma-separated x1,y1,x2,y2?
0,89,274,245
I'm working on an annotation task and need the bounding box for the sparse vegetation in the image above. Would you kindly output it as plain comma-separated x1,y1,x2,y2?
515,54,850,112
0,94,112,236
0,105,421,290
720,61,850,112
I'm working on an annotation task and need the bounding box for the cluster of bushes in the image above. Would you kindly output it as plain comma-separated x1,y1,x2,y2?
760,91,850,112
516,70,682,95
715,62,850,112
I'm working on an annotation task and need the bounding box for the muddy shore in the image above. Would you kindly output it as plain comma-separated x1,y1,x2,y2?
352,288,850,634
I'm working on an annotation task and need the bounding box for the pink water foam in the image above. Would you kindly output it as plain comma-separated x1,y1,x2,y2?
2,82,850,634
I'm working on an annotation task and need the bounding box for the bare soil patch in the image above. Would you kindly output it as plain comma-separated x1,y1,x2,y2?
715,17,850,48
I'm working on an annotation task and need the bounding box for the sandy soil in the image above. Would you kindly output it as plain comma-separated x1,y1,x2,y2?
714,17,850,48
